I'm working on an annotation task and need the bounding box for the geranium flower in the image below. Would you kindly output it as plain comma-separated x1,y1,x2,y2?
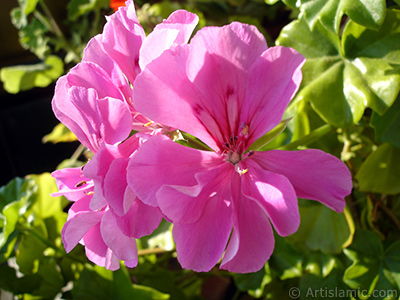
127,22,352,273
52,136,162,270
53,0,199,136
51,1,199,269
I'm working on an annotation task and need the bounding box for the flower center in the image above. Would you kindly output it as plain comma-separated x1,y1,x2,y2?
223,121,252,165
223,133,242,164
227,150,241,164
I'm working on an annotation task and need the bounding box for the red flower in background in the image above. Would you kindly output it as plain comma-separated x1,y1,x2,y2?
110,0,126,11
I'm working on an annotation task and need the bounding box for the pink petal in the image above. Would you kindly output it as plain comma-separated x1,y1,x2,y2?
241,46,305,146
83,144,115,210
84,136,140,211
162,10,199,44
184,23,269,143
51,167,93,201
173,193,232,272
100,210,138,265
104,158,133,216
220,176,274,273
241,160,300,236
139,10,199,70
67,62,125,100
133,46,220,151
115,198,163,238
62,211,103,253
83,35,133,101
185,23,268,140
52,77,98,152
83,223,121,270
67,196,91,220
97,97,132,145
101,1,145,83
252,149,352,212
68,86,103,151
187,22,268,81
127,135,222,207
54,79,131,152
157,163,232,224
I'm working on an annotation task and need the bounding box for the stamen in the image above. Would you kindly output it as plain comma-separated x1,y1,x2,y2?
75,180,87,188
240,121,249,137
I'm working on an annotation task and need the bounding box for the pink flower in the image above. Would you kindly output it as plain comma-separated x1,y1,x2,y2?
128,22,352,273
51,2,200,269
53,1,199,136
52,142,162,270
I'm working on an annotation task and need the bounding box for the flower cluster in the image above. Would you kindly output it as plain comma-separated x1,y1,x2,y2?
52,0,352,273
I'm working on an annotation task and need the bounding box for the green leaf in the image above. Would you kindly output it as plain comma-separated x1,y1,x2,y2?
71,265,113,300
233,267,266,291
286,98,310,141
73,265,170,300
234,265,272,298
68,0,109,21
15,223,48,275
249,118,292,151
114,266,170,300
42,123,77,144
27,173,67,220
282,0,298,9
28,258,65,299
0,177,36,247
299,272,352,300
264,0,280,4
287,203,355,254
356,143,400,195
296,0,386,33
11,7,27,29
19,0,40,16
299,254,349,300
18,17,50,59
343,231,400,299
129,285,170,300
342,10,400,63
371,95,400,148
0,264,41,295
0,177,36,211
277,10,400,127
277,19,338,58
270,235,303,280
342,10,400,114
1,55,64,94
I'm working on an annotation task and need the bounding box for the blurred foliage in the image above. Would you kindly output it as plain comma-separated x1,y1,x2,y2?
1,0,400,299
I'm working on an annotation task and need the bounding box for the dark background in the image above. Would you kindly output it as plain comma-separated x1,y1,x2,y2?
0,0,79,186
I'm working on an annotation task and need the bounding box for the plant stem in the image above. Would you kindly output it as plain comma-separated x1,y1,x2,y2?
37,0,81,63
70,144,87,163
369,193,400,232
377,198,400,232
138,248,175,256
